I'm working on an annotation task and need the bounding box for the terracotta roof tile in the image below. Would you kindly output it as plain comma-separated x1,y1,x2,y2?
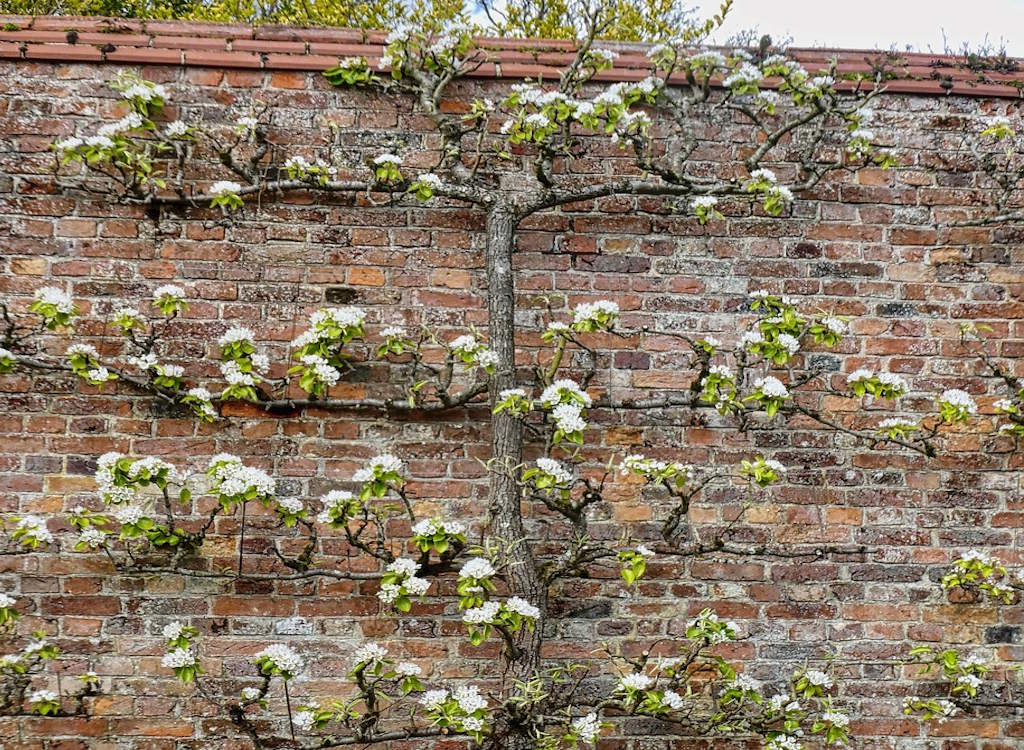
23,42,104,62
0,14,1020,99
151,35,227,51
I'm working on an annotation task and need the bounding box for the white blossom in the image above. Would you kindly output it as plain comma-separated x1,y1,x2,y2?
939,389,978,415
414,174,443,190
419,689,449,709
15,516,53,544
960,549,999,565
209,458,275,499
85,135,115,149
539,379,591,408
411,517,464,537
165,120,190,137
754,376,789,399
162,621,186,640
161,647,197,669
293,709,316,732
768,693,790,712
122,81,167,102
572,300,619,327
317,489,356,523
777,333,800,355
55,136,83,152
459,557,496,580
453,684,487,713
98,112,144,136
822,710,849,727
153,285,185,302
877,417,916,430
276,496,303,515
877,372,909,394
535,457,572,484
373,153,402,165
300,354,341,387
218,326,255,346
723,63,764,88
572,712,602,743
115,504,144,526
960,655,989,670
475,348,499,369
352,453,404,483
449,334,479,353
687,50,727,68
524,112,551,129
803,669,833,688
551,402,587,433
766,736,802,750
732,674,761,692
404,576,429,596
34,287,75,314
846,368,874,384
129,353,158,371
386,558,419,578
461,716,485,732
619,673,653,691
395,661,421,677
821,316,847,334
209,181,242,197
377,583,401,604
750,168,777,183
504,597,540,619
309,306,366,331
351,642,388,666
662,689,685,710
241,687,261,701
740,330,764,348
380,325,406,338
254,643,304,675
691,195,719,210
462,600,501,624
67,343,99,360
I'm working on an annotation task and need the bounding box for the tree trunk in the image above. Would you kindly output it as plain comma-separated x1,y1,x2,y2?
484,204,546,684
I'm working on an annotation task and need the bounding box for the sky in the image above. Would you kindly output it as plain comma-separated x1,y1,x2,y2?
693,0,1024,55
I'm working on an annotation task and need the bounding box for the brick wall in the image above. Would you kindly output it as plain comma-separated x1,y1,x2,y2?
0,37,1022,750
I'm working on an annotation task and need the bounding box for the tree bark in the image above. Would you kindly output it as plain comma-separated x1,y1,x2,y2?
484,203,546,686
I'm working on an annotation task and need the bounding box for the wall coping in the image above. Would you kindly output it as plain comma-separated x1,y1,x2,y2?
1,14,1023,99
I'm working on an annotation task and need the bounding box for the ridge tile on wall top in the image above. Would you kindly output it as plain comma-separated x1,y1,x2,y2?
0,14,1022,98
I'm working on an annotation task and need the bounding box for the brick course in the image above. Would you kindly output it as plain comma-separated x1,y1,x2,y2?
0,22,1022,750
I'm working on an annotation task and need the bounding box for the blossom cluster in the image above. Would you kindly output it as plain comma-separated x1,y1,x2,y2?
253,643,304,679
411,516,466,555
538,379,592,444
352,453,405,500
378,558,431,612
291,307,366,391
448,334,499,373
207,454,276,510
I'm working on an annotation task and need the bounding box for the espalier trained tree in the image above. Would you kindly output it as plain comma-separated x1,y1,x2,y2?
1,2,1022,749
